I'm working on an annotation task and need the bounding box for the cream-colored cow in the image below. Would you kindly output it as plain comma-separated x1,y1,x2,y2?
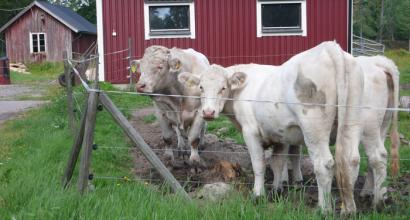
135,46,209,165
179,42,365,214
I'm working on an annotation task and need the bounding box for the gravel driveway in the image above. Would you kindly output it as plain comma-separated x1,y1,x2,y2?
0,84,48,124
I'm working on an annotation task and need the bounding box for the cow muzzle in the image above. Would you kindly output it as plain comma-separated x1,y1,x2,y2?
136,83,147,92
202,109,216,120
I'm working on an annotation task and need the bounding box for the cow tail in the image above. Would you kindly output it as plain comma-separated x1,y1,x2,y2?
376,56,400,177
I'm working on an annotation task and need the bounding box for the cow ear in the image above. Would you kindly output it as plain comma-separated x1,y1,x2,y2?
178,72,200,88
169,58,182,72
229,72,247,90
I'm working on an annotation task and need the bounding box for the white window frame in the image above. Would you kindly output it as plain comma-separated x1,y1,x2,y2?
256,0,307,37
29,32,47,53
144,1,195,40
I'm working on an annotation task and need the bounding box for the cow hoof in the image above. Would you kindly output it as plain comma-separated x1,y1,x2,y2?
188,157,207,173
250,193,267,205
293,181,304,189
359,188,373,197
177,149,190,159
340,206,356,217
267,189,284,202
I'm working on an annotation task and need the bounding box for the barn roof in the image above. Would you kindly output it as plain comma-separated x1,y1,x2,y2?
0,0,96,35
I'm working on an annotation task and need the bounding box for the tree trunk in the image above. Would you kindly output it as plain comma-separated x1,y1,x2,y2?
378,0,385,43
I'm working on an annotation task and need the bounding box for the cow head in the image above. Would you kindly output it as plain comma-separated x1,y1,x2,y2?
135,46,183,93
178,64,247,120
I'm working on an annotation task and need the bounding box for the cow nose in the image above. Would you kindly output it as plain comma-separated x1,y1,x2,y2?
136,83,146,92
202,109,215,119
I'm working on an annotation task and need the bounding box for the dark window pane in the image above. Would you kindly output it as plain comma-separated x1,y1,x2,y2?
32,34,38,41
33,46,38,53
39,34,45,40
149,6,189,30
40,45,45,52
262,3,301,28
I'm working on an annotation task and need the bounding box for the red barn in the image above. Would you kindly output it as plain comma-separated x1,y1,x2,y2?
0,0,97,63
96,0,352,83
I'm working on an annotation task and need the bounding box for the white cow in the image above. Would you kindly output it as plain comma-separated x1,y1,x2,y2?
179,42,365,214
135,46,210,165
278,55,400,208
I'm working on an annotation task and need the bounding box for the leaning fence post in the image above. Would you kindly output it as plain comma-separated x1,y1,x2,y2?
64,51,75,134
98,92,190,200
77,90,98,193
77,58,100,193
62,94,89,188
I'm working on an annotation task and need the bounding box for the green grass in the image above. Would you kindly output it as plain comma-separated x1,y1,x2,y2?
386,49,410,96
142,114,157,124
10,62,63,84
207,116,245,145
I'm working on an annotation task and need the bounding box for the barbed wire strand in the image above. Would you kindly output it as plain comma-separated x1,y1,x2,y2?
93,89,410,113
96,146,410,161
92,176,408,193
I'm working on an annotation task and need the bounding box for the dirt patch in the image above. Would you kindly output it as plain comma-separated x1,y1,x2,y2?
0,85,45,100
130,107,409,213
130,107,254,189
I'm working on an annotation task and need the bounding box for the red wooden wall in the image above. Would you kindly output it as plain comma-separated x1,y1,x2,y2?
5,6,73,63
72,33,97,55
102,0,351,83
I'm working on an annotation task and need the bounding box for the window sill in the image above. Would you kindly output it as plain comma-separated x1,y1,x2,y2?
146,31,194,39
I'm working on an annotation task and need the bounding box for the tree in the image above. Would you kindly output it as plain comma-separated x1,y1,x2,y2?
395,0,410,51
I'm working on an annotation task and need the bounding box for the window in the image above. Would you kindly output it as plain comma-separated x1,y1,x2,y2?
144,0,195,39
257,0,307,37
30,33,46,53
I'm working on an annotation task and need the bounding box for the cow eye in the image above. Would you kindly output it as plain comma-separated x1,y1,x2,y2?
221,87,226,91
199,86,203,91
157,65,163,70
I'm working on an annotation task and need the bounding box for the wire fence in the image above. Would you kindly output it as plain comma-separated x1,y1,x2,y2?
65,48,410,207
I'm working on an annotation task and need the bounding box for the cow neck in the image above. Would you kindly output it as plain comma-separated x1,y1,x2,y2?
222,91,237,122
153,72,185,114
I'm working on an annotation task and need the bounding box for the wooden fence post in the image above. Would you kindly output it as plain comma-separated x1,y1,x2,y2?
62,94,89,188
128,38,133,91
98,92,190,200
64,51,75,134
77,90,99,193
77,54,100,193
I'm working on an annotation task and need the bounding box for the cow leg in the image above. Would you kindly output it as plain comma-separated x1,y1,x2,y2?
173,126,186,158
289,145,303,184
337,126,362,215
156,110,175,162
305,140,334,212
187,114,205,166
199,120,207,146
281,156,289,185
361,136,387,208
271,144,288,192
243,128,266,197
361,162,374,197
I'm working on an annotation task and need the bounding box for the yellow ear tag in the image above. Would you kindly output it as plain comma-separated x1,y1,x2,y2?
187,80,193,88
175,62,181,70
131,65,137,73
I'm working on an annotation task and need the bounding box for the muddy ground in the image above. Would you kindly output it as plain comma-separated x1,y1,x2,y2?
130,107,410,213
